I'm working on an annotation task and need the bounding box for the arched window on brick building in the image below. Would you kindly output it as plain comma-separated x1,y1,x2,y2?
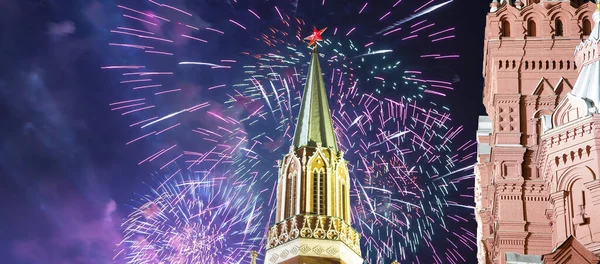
528,20,537,37
502,20,511,37
583,18,592,36
555,19,564,37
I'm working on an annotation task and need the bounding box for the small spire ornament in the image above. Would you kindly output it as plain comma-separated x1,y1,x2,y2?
304,27,327,50
250,250,258,264
514,0,523,9
490,0,499,13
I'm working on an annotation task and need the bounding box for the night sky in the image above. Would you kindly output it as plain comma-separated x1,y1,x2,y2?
0,0,490,263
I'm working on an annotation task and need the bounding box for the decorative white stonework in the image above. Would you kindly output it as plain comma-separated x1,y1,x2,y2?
266,214,361,255
572,10,600,109
326,246,338,255
265,238,363,264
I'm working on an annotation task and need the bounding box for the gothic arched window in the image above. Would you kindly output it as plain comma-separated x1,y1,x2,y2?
555,19,564,37
285,171,296,218
312,170,318,214
341,182,347,220
312,169,326,214
319,171,326,215
277,174,284,221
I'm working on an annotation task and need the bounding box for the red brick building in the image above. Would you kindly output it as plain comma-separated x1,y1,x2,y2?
476,1,600,263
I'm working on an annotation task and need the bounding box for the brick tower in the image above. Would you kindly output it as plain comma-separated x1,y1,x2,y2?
475,1,596,263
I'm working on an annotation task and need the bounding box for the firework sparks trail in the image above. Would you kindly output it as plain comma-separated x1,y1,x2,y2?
105,1,475,263
179,61,229,68
376,0,454,35
350,49,394,59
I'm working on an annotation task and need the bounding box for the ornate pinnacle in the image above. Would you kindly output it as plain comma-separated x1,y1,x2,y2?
490,0,499,12
250,250,258,264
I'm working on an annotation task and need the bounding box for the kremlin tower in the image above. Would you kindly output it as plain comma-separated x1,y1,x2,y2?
259,29,363,264
476,0,600,263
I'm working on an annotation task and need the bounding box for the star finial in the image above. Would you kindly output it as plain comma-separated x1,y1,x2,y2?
304,27,327,50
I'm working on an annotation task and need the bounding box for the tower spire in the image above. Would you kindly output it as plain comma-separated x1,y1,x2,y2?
292,35,338,152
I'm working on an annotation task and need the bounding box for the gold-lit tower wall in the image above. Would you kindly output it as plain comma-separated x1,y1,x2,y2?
275,145,351,224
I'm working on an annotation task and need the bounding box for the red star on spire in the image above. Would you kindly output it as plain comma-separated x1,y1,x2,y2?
304,27,327,48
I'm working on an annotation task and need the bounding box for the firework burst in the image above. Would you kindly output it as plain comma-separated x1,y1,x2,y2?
104,0,476,263
117,169,265,263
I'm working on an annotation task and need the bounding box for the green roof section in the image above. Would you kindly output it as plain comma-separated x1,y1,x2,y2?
292,49,339,152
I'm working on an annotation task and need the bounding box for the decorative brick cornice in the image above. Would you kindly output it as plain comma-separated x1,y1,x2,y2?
496,231,528,247
527,232,552,240
542,116,596,141
524,196,548,202
549,190,566,205
492,145,527,156
495,99,521,105
523,181,547,194
584,179,600,191
523,96,538,106
545,123,594,148
494,94,521,103
498,181,524,195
